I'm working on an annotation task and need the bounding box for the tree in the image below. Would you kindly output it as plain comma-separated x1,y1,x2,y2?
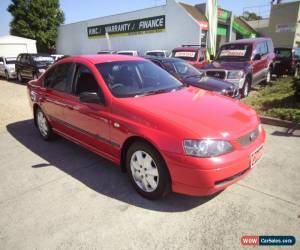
7,0,65,53
243,11,263,21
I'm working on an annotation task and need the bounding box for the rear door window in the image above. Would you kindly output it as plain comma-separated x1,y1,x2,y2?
44,63,74,92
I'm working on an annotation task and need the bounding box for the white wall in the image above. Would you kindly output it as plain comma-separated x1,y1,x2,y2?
0,35,37,57
56,0,201,55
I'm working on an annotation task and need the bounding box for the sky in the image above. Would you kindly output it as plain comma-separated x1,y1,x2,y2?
0,0,285,36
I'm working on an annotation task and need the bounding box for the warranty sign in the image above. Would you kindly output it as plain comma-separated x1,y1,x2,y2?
87,15,165,38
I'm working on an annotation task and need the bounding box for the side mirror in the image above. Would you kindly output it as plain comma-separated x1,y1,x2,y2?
254,54,261,61
210,54,215,61
79,92,104,104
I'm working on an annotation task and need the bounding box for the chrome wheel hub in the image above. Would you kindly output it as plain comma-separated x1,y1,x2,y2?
37,111,48,137
130,150,159,192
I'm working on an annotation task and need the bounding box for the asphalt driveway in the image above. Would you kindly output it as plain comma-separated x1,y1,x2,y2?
0,79,299,250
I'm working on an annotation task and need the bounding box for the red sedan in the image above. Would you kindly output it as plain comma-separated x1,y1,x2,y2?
27,55,266,199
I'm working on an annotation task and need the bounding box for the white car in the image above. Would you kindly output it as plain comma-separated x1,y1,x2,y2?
0,56,17,80
145,50,170,57
117,50,139,56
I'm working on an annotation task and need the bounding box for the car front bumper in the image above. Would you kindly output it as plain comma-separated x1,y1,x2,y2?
163,128,266,196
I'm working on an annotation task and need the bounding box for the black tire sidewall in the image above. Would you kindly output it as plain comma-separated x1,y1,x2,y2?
126,141,171,199
242,78,250,98
17,72,22,82
35,108,52,140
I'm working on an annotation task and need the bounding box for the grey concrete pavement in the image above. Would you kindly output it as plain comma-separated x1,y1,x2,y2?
0,79,299,250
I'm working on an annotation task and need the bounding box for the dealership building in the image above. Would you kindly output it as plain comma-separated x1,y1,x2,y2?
56,0,256,55
247,1,300,48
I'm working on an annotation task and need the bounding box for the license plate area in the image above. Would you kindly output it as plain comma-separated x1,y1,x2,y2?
250,144,264,168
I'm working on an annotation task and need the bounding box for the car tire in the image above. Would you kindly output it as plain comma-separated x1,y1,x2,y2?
265,67,271,83
241,77,250,98
35,107,52,140
17,72,23,83
126,141,171,199
5,71,9,80
295,67,299,77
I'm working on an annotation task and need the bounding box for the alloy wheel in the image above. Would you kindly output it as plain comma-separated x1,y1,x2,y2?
37,110,49,137
130,150,159,192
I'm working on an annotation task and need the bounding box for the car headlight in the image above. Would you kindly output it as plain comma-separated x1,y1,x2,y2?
227,70,244,80
183,139,233,157
38,69,46,73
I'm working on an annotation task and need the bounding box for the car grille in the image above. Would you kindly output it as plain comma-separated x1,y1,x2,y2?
215,167,250,186
206,70,226,79
237,128,259,146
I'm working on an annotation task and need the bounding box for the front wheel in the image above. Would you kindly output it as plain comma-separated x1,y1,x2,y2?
126,141,171,199
5,71,9,80
266,67,271,83
17,72,23,83
241,78,250,98
35,108,52,140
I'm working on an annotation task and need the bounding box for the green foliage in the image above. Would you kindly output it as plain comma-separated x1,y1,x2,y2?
243,77,300,122
242,11,262,21
7,0,65,52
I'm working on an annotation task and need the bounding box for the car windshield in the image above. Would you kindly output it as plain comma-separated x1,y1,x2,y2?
275,48,292,58
96,60,184,98
146,52,165,57
163,60,202,78
216,43,252,61
172,50,198,61
32,55,54,64
5,57,16,64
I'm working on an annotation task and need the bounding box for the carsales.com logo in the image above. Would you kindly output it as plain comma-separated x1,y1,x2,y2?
241,236,296,246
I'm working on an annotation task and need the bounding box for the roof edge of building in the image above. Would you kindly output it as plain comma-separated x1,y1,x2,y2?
60,4,167,27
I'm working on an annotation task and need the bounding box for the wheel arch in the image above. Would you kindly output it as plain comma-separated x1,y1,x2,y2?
120,136,167,174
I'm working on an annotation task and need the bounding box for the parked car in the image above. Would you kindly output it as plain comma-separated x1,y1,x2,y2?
273,47,300,76
171,45,209,69
0,56,17,80
16,53,54,82
202,38,275,97
97,50,116,54
51,54,64,62
117,50,139,56
27,55,265,199
145,50,170,57
145,56,240,98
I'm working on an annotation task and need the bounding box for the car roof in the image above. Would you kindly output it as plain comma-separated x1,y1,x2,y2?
172,47,206,52
144,56,183,63
59,54,146,64
222,37,272,46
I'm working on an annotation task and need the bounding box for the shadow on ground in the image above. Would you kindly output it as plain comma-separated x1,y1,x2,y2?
6,119,218,212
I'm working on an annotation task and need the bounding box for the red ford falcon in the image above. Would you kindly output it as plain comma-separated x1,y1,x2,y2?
27,55,265,199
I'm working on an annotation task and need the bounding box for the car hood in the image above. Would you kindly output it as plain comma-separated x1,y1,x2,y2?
204,60,249,70
6,64,15,71
183,76,236,92
118,87,259,139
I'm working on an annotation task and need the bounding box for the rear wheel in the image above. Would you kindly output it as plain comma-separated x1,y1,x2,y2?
35,108,52,140
126,141,171,199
